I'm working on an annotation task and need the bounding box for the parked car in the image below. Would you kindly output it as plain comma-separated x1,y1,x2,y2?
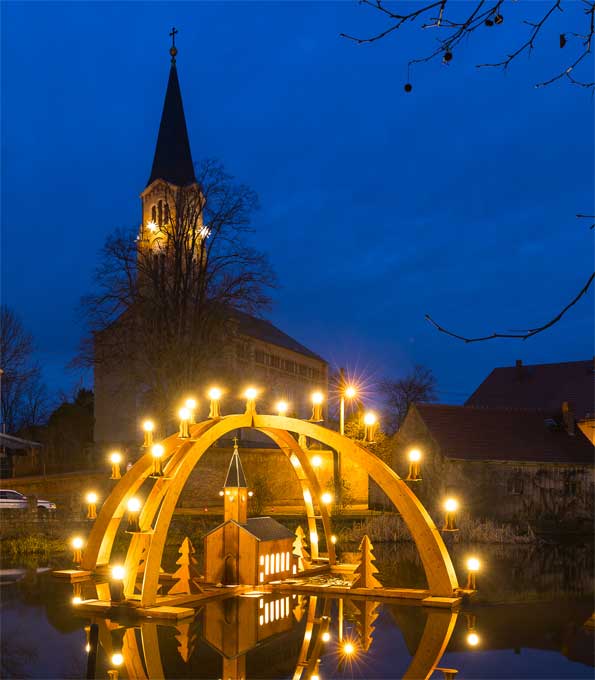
0,489,56,517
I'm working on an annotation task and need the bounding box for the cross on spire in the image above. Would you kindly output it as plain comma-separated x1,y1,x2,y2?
233,436,239,449
169,26,179,63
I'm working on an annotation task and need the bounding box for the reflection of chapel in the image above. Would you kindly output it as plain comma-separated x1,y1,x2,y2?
93,40,327,450
204,441,295,585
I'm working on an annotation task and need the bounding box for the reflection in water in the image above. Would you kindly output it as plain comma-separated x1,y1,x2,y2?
84,592,457,680
0,542,593,679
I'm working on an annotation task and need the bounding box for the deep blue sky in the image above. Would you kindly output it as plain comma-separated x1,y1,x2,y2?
2,1,593,404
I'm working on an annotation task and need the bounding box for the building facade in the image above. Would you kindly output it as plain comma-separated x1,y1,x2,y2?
93,47,327,449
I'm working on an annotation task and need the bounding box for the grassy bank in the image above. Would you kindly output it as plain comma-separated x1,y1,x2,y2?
336,513,536,544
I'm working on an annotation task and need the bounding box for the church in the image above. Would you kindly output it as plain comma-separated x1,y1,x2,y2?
93,39,328,449
203,440,296,586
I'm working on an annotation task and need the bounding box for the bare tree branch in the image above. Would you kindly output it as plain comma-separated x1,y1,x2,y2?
425,271,595,342
341,0,595,89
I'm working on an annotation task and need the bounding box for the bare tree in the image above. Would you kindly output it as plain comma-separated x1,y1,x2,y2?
379,365,437,433
342,2,594,342
0,306,48,431
341,0,595,89
79,159,276,420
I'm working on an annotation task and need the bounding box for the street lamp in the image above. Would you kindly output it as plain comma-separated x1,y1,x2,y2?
340,383,357,436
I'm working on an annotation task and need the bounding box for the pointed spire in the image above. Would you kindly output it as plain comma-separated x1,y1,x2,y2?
224,438,247,488
147,30,196,188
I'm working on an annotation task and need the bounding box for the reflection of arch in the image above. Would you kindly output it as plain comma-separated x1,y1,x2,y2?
92,598,456,680
82,413,458,607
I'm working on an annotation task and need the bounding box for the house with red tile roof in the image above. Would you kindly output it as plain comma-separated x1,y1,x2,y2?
388,403,594,526
466,358,595,444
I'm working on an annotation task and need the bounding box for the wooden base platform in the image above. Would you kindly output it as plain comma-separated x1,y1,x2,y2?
51,569,93,581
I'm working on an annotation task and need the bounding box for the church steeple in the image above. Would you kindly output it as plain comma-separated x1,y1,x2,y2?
223,439,248,524
146,29,196,188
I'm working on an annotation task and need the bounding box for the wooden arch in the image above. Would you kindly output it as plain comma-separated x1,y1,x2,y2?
82,413,458,606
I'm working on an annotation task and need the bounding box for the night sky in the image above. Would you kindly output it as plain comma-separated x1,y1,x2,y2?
2,1,593,405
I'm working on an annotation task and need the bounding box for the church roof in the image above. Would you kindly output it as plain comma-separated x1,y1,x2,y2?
224,447,247,488
147,62,196,188
243,517,295,541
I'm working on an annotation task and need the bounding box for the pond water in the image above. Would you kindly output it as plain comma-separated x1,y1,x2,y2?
1,542,593,679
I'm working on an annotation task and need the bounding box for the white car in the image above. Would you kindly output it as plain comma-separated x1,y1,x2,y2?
0,489,56,516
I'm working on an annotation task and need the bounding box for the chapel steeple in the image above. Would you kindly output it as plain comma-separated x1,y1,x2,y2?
146,28,196,188
223,439,248,524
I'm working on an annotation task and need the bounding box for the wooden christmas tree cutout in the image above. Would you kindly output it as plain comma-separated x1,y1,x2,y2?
292,525,311,572
175,620,198,662
352,535,382,589
354,599,380,651
168,537,203,595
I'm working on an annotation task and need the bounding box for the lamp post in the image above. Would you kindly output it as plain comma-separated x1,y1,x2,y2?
85,492,98,520
208,388,222,418
110,565,126,603
339,373,357,436
109,451,122,480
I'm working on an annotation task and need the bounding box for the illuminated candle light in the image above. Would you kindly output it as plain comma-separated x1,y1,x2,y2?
126,497,142,533
208,387,222,418
310,392,324,422
443,497,459,532
405,448,422,482
185,398,197,424
275,400,288,417
142,419,154,448
244,387,258,415
363,412,377,443
85,492,98,520
466,556,480,590
71,536,84,565
178,407,191,438
150,443,165,477
321,492,333,505
109,451,122,479
311,454,322,468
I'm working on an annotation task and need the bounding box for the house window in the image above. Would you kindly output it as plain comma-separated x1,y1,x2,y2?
283,360,296,373
151,205,157,222
259,614,264,625
312,369,320,380
271,355,280,368
158,200,163,226
299,364,307,377
507,472,524,495
255,350,266,364
265,554,270,575
237,342,250,360
259,572,264,584
564,477,580,496
276,552,280,573
286,552,291,570
259,555,265,566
